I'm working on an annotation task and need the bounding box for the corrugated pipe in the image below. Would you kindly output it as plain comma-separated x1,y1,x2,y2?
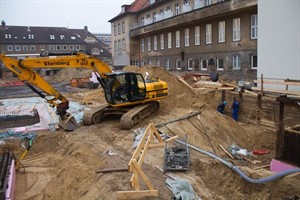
175,139,300,184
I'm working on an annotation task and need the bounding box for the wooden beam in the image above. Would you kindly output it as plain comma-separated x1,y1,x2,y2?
96,168,128,173
252,87,300,96
254,80,300,86
219,144,235,159
117,190,158,199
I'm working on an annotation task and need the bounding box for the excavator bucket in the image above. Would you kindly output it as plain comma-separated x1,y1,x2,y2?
58,113,80,131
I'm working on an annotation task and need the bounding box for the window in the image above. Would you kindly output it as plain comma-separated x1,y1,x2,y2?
147,37,151,51
205,0,211,6
29,45,35,51
15,45,21,51
165,59,170,69
153,35,158,50
251,14,258,39
141,60,145,66
69,45,74,50
122,39,126,51
176,59,181,70
49,45,55,51
168,32,172,49
251,54,257,69
63,45,68,50
114,41,117,53
114,25,117,36
7,45,13,51
118,40,121,54
206,24,212,44
185,28,190,47
159,9,164,15
201,58,207,70
148,59,152,65
56,45,61,50
5,34,11,39
160,34,164,50
50,35,55,40
141,17,145,26
156,59,160,66
233,55,241,69
218,21,225,43
76,45,80,50
175,4,180,15
216,57,224,70
118,23,121,35
166,6,171,12
176,30,180,48
23,45,28,51
122,22,125,33
188,58,193,70
141,38,145,52
71,36,76,40
60,35,65,40
233,18,241,41
153,12,157,22
195,26,200,45
28,34,34,39
184,0,190,5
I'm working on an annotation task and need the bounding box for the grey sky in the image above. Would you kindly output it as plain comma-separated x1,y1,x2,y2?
0,0,133,33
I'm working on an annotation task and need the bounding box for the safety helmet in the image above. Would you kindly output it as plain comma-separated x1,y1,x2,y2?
223,101,227,105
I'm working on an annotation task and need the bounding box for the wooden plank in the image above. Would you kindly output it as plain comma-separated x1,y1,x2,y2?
117,190,158,199
244,89,258,96
165,135,179,142
252,87,300,96
253,164,270,170
178,76,194,90
132,160,154,190
96,168,128,173
219,144,235,159
254,80,300,86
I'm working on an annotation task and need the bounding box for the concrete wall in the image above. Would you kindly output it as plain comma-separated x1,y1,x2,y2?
258,0,300,90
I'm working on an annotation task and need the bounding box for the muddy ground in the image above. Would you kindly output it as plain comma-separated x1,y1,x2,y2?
1,67,299,200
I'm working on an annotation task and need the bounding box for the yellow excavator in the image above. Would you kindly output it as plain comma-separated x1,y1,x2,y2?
0,52,168,131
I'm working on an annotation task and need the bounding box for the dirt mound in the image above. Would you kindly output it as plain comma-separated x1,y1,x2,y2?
123,66,202,111
52,68,93,82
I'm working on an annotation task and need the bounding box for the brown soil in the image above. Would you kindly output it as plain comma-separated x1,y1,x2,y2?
11,66,300,200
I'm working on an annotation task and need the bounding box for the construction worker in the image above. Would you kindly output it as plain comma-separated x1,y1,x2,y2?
231,97,239,121
217,101,227,114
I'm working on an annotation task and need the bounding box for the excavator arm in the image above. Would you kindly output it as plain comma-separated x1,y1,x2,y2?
0,52,112,130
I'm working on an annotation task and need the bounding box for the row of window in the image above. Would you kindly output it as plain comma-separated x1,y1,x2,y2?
138,54,257,70
6,44,81,52
113,22,125,36
4,34,35,40
140,0,224,26
113,39,126,54
141,15,257,52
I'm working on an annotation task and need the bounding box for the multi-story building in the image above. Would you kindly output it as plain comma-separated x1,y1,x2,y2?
110,0,257,81
0,21,111,79
93,33,112,53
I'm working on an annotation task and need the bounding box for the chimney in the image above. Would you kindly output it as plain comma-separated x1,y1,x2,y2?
1,20,5,28
84,25,88,31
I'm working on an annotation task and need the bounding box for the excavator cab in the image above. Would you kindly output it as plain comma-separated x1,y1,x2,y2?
104,72,146,105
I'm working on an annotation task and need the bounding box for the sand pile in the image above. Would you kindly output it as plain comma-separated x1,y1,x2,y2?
51,68,93,82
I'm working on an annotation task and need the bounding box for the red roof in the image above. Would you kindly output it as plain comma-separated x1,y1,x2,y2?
127,0,149,12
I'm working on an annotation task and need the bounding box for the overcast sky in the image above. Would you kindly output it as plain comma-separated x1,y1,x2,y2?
0,0,133,33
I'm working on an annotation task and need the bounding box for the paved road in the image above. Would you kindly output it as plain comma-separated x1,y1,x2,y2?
0,82,80,99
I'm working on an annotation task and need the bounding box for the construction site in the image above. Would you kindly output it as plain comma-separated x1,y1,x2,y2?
0,63,299,199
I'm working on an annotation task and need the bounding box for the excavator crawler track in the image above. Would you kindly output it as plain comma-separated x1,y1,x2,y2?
120,101,160,130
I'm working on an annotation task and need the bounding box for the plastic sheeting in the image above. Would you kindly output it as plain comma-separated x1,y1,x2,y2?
165,178,201,200
0,97,84,132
